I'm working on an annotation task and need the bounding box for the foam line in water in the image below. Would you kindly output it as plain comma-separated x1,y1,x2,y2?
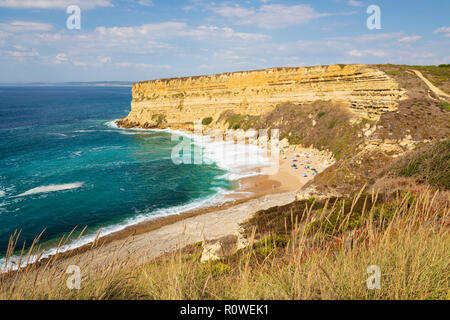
0,190,5,197
0,188,229,272
11,183,84,198
163,128,272,180
105,120,273,180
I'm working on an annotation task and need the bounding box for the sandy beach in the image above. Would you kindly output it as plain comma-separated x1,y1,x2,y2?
9,145,333,272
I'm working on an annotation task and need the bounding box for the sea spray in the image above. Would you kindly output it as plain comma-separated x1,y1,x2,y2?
11,183,84,198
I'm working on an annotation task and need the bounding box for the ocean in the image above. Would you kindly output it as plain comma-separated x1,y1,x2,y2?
0,85,245,264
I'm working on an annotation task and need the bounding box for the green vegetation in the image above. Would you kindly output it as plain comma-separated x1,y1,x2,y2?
261,102,367,160
201,262,231,278
227,114,244,130
385,70,403,77
151,114,167,126
254,234,288,257
201,117,213,126
389,139,450,189
1,190,447,300
440,102,450,111
328,120,336,129
219,112,261,130
385,64,450,94
171,92,185,98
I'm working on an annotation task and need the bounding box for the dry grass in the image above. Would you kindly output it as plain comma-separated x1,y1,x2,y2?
0,188,448,300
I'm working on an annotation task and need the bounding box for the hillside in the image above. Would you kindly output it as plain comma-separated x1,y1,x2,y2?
1,64,449,300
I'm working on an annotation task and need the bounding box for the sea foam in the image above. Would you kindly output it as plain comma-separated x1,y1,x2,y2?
0,120,271,271
105,119,273,180
165,128,272,181
11,183,84,198
0,187,228,272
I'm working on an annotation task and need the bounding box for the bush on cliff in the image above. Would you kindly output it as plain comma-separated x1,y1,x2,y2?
388,138,450,189
201,117,213,126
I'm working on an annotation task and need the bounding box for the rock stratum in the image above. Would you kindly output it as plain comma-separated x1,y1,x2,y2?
117,64,406,130
117,63,450,199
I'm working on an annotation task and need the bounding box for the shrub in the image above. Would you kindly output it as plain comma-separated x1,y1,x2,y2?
440,102,450,111
201,117,213,125
151,114,167,126
254,234,288,257
201,262,231,277
390,139,450,189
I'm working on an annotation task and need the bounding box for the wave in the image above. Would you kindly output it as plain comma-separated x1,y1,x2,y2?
105,119,273,181
0,190,5,198
105,120,119,129
73,129,117,133
48,133,68,137
0,120,271,271
161,128,272,180
11,183,84,198
0,187,229,272
0,120,271,270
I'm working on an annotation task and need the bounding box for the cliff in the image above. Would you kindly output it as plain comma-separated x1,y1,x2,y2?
117,64,406,130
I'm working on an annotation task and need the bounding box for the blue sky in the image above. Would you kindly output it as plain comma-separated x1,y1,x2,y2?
0,0,449,83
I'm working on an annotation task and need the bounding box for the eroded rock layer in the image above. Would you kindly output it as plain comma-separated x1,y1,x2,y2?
118,64,406,130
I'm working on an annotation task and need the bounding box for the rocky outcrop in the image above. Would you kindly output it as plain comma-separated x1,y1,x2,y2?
200,234,248,262
117,64,406,130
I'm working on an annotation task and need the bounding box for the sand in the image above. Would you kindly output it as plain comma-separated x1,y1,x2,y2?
16,146,333,271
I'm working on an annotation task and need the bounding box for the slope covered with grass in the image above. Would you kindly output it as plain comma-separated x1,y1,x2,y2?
0,189,447,300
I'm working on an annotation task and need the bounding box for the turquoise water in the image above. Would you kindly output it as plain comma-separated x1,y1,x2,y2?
0,86,232,257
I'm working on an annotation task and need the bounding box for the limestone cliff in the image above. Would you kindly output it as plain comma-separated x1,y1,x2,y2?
117,64,406,130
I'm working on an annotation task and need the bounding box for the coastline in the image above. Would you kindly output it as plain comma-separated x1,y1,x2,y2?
2,122,333,272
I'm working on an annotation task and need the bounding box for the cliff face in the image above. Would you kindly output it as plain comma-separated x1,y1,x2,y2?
117,64,406,130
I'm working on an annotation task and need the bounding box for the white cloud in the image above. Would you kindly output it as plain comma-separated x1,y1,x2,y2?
71,57,113,67
348,49,363,57
91,22,268,44
137,0,154,6
7,48,39,57
99,56,111,64
211,4,325,29
0,21,53,32
213,50,246,61
347,49,387,57
399,35,422,43
334,32,404,42
0,0,112,9
434,26,450,38
115,62,171,69
190,25,268,41
434,27,450,33
73,60,88,67
347,1,364,7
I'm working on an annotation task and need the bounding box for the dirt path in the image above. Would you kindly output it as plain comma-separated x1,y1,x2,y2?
411,70,450,101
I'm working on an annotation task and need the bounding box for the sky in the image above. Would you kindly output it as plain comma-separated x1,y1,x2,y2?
0,0,449,83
